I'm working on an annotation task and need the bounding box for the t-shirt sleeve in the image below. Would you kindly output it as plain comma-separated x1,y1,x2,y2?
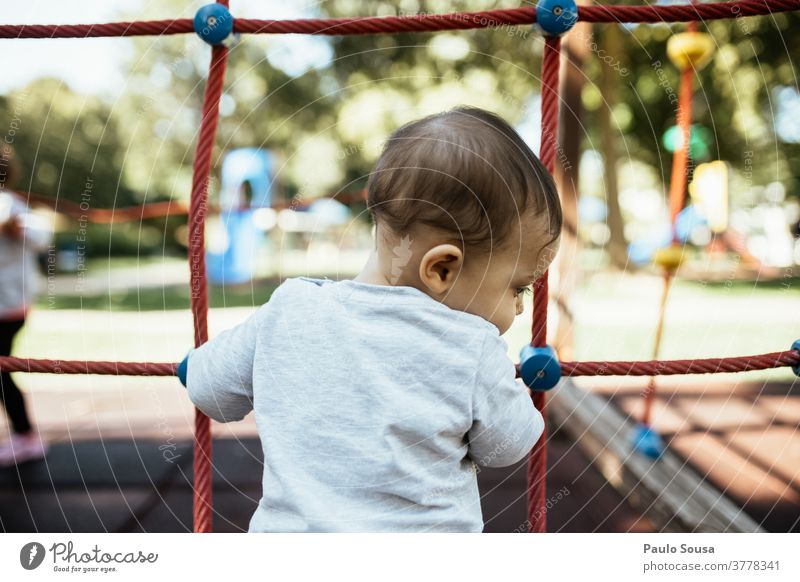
467,331,545,468
185,305,266,423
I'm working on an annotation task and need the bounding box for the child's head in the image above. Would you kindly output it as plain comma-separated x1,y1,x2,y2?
365,106,562,334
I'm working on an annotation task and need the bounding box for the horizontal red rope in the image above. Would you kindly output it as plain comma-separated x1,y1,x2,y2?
580,0,800,22
0,19,194,39
559,350,799,377
1,1,797,39
3,350,797,378
235,8,537,36
0,356,176,376
23,192,193,224
21,189,367,224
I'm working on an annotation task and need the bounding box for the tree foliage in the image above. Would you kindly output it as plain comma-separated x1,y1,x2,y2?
2,0,797,254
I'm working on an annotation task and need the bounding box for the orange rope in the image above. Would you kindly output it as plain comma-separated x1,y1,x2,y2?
641,272,673,426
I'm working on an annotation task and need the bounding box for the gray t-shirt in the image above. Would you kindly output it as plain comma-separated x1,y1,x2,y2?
186,276,543,532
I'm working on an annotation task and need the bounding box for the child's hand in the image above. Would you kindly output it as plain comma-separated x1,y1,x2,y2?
0,216,23,241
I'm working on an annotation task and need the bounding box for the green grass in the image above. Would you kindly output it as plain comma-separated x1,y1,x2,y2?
37,279,280,311
25,254,800,386
570,274,799,383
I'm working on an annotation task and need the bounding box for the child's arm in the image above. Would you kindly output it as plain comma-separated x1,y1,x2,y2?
1,195,52,250
19,213,52,251
178,306,266,423
467,332,545,468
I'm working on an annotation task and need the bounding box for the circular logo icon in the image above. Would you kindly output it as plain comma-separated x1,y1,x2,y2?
20,542,46,570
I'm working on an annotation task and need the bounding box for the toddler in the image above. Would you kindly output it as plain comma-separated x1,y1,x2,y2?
181,106,562,532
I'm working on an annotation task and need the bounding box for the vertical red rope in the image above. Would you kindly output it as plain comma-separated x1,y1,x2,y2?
527,35,561,534
189,1,230,533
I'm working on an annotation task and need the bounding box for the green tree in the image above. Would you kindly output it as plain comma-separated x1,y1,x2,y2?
119,0,551,204
0,78,137,208
585,11,800,201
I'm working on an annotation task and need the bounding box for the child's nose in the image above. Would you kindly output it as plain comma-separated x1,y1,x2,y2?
515,295,524,316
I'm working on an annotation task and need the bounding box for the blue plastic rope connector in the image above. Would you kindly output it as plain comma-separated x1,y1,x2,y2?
194,3,236,46
177,350,193,387
519,344,561,391
535,0,578,36
792,339,800,377
631,423,665,459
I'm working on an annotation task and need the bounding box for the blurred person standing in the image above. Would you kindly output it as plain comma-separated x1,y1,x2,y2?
0,146,51,466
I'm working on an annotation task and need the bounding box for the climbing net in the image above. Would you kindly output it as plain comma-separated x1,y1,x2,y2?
1,0,799,534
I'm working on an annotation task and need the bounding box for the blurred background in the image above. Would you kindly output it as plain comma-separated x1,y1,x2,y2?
0,0,798,532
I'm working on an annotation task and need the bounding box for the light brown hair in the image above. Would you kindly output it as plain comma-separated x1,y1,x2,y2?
366,106,561,254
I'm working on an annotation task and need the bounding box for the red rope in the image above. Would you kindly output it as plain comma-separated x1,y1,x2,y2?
187,4,229,533
26,195,193,224
2,349,797,378
235,8,537,36
530,279,549,349
0,20,194,39
580,0,800,22
0,356,175,375
21,189,368,224
1,1,797,39
527,35,561,535
560,349,800,376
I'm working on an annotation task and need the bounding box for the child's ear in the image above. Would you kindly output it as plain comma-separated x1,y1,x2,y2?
419,244,463,295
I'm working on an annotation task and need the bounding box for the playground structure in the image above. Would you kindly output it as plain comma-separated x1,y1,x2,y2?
0,0,799,533
206,148,273,284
